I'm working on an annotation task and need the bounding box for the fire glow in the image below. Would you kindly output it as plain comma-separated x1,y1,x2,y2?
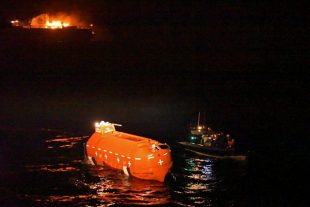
31,13,72,29
45,20,70,29
10,13,93,30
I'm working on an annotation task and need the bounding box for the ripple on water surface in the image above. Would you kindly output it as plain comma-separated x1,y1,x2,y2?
0,132,248,206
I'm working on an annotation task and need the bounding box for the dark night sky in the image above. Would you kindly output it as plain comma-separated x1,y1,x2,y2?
0,1,308,146
1,1,307,62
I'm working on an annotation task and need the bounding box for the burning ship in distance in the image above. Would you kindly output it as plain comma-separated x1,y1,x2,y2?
4,13,94,43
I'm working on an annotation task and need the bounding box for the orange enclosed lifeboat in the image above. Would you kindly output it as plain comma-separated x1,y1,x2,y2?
85,121,173,182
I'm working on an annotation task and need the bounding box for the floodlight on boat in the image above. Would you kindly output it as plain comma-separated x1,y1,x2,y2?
95,122,100,127
11,20,19,24
95,121,123,133
191,136,196,140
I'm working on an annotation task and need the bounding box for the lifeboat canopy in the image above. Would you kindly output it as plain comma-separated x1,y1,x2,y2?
86,120,173,182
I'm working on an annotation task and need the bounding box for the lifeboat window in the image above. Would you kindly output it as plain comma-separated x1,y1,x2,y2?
159,144,169,149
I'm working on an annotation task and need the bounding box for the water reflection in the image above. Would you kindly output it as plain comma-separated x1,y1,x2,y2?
46,135,89,149
184,158,215,187
25,134,171,206
16,134,246,206
84,166,171,206
25,164,79,172
170,157,218,206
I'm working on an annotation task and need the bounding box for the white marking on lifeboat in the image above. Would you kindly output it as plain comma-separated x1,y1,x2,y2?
104,154,108,159
128,161,131,167
95,151,98,157
123,166,129,176
86,145,89,147
163,152,168,156
158,159,163,165
135,157,141,160
109,151,112,154
103,149,107,152
92,146,95,149
121,155,125,158
115,153,119,156
98,148,101,151
147,154,155,159
117,157,120,163
127,157,131,159
87,156,95,165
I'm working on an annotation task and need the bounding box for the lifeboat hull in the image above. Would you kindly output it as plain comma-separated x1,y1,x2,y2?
86,131,173,182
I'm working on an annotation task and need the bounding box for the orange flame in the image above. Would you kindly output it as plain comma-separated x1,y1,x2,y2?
30,13,73,29
45,21,70,29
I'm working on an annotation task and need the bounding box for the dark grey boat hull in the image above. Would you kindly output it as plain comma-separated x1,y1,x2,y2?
178,141,247,161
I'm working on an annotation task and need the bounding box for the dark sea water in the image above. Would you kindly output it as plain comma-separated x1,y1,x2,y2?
1,128,307,207
0,128,251,207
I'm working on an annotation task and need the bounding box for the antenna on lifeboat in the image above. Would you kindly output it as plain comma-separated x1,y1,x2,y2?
111,123,122,127
197,112,200,127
